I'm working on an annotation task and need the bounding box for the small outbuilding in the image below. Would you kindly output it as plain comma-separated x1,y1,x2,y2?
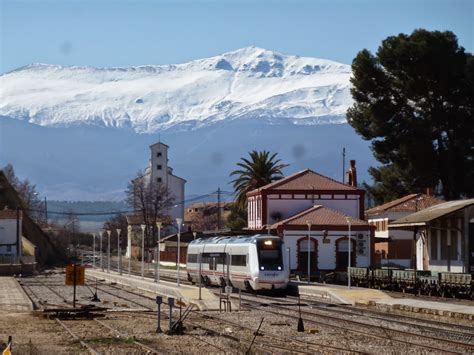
389,199,474,273
366,193,443,268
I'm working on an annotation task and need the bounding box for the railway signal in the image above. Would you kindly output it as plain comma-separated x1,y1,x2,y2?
156,296,163,333
297,295,304,332
65,264,85,308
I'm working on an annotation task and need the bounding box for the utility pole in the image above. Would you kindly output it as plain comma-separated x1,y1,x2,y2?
217,187,221,231
342,147,346,184
44,196,48,227
16,206,20,264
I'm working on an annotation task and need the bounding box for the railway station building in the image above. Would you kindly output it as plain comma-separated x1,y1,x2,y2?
246,162,375,273
365,193,443,268
389,199,474,274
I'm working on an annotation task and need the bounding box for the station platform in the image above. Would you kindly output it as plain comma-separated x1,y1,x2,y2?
86,269,221,311
293,282,391,305
375,298,474,320
0,277,33,312
292,281,474,320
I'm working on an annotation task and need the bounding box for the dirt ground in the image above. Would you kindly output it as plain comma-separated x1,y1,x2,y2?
0,312,86,354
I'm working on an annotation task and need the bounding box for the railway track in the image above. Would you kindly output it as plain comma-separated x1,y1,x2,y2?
272,293,474,339
89,270,474,353
55,317,158,354
87,277,362,353
22,270,474,354
234,292,474,354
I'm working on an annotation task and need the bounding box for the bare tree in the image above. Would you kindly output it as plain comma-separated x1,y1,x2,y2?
2,163,46,224
126,171,175,248
191,206,219,232
103,214,128,249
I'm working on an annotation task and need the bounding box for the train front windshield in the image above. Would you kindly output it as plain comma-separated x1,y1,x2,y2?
257,239,283,271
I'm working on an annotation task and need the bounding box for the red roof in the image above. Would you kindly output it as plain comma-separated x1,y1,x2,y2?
366,194,443,215
247,169,358,196
272,205,368,229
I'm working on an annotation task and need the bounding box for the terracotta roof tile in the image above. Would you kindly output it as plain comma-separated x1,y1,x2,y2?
248,169,358,196
272,205,368,228
366,194,443,215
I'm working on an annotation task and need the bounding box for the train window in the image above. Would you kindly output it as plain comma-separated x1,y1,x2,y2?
187,254,198,263
209,258,217,270
257,239,283,271
231,255,246,266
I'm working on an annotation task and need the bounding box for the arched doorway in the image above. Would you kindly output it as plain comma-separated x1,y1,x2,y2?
336,238,356,270
297,237,318,273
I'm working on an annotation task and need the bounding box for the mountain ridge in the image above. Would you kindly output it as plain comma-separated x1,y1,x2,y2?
0,46,352,133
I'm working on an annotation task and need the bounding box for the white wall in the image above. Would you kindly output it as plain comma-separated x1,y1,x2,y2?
168,174,185,220
283,230,370,271
0,218,20,256
267,196,360,225
150,143,169,186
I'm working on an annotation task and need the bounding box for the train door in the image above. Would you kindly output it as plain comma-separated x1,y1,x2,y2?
297,237,318,273
336,238,356,270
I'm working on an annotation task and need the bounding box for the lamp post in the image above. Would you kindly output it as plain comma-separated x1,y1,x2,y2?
156,222,162,283
345,216,352,289
117,229,122,275
99,231,104,271
306,221,312,284
92,233,96,269
141,224,146,278
176,218,183,287
106,230,111,273
127,225,132,276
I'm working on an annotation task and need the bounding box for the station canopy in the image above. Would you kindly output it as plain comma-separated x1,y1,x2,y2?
389,199,474,228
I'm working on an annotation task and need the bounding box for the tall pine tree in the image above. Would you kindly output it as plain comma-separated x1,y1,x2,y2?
347,29,474,204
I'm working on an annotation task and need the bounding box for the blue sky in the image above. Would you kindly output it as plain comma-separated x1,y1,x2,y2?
1,0,472,73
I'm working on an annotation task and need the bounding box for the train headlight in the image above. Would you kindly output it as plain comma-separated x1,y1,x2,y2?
278,266,281,270
264,240,273,246
260,266,264,270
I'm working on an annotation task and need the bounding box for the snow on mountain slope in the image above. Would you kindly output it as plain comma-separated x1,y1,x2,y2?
0,47,352,132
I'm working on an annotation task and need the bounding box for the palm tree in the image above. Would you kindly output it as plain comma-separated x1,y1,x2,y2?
230,150,288,211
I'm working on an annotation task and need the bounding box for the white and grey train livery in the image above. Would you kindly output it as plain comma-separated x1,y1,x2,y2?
186,235,289,291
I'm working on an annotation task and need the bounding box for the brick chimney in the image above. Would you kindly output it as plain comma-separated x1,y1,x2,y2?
346,160,358,187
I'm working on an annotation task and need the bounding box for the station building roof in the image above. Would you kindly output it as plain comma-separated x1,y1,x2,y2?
247,169,359,197
390,199,474,228
366,193,443,216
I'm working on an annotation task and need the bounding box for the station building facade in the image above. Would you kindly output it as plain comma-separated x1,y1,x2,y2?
246,162,374,273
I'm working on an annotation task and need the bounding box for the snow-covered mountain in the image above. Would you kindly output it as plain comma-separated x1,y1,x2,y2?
0,47,352,132
0,47,373,202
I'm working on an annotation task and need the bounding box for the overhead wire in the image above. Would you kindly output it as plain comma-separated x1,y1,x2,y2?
24,190,229,216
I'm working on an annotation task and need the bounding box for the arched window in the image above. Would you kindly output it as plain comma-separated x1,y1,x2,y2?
297,237,318,272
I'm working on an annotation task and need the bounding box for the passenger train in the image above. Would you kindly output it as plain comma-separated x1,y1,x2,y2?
186,235,289,291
